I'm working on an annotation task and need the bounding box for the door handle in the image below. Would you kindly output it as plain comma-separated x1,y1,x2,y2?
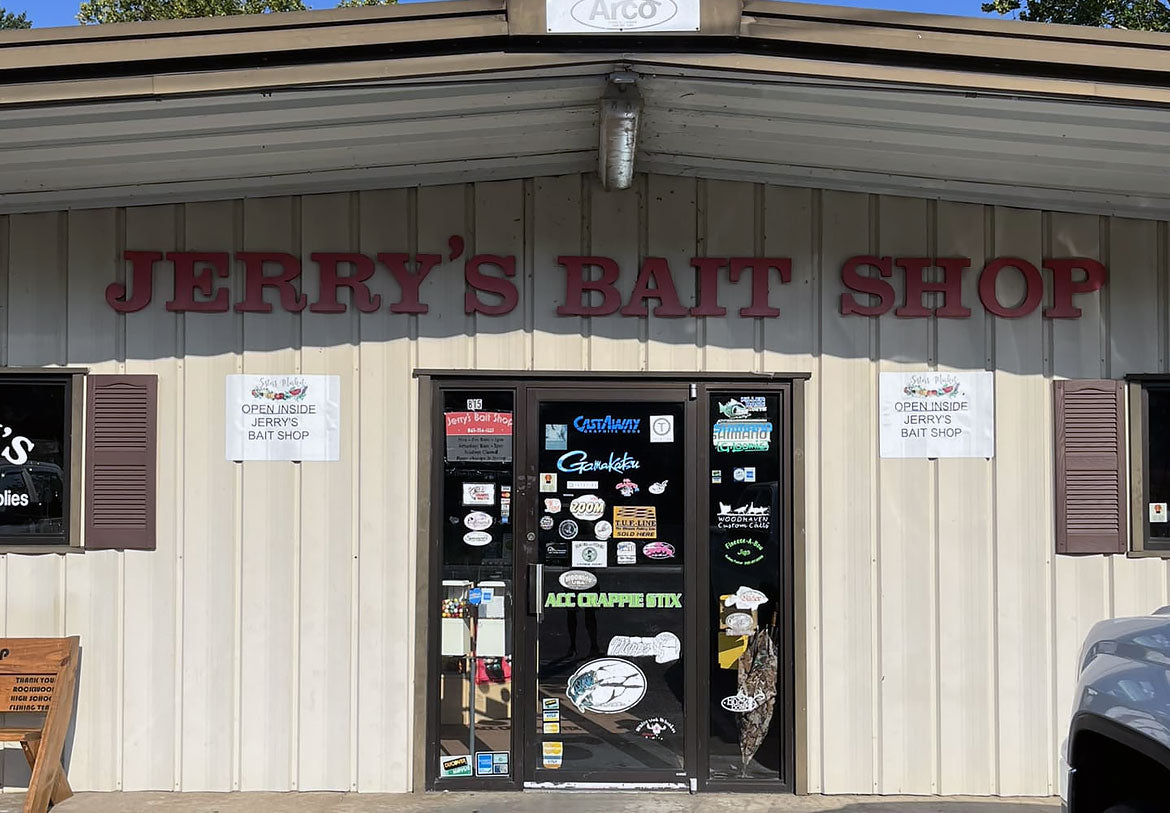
528,563,543,619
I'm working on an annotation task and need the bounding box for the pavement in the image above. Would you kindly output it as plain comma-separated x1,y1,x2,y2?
0,792,1062,812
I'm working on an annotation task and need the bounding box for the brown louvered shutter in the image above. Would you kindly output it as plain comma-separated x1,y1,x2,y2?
85,375,157,550
1054,379,1126,555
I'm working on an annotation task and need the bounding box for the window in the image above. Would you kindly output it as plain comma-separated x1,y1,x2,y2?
1129,378,1170,555
0,374,74,546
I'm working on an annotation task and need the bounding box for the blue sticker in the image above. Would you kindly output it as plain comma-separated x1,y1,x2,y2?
545,424,568,450
573,416,641,434
713,420,773,452
476,753,494,775
468,588,483,605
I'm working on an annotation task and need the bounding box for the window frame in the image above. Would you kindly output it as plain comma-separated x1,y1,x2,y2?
1127,376,1170,557
0,369,86,552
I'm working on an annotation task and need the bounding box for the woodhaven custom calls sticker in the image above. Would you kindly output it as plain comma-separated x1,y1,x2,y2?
569,495,605,521
717,500,770,530
463,511,493,531
566,658,647,714
607,631,681,663
614,506,656,539
558,569,598,590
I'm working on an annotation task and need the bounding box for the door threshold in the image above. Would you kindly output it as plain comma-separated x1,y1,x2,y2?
523,782,689,790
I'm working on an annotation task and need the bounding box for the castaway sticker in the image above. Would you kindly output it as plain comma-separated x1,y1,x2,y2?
567,658,647,714
573,415,641,434
614,506,657,539
607,631,681,663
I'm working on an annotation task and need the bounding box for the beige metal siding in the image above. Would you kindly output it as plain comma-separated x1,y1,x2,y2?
0,173,1166,795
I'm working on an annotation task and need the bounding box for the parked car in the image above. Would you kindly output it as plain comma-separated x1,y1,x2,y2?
1062,607,1170,812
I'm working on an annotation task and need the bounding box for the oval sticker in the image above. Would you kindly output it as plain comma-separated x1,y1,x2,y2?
567,658,647,714
558,569,598,590
464,511,493,531
569,494,605,521
463,531,492,547
642,541,675,560
568,0,680,31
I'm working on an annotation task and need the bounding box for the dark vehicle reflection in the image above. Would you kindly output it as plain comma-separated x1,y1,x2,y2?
0,462,65,534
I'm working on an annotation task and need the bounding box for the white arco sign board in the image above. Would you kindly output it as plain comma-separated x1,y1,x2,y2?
879,371,995,459
226,374,341,461
546,0,700,32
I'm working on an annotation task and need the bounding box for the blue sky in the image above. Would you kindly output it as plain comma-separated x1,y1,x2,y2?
13,0,999,29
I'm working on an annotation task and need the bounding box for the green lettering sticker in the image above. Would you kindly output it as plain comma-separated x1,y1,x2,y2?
542,591,681,609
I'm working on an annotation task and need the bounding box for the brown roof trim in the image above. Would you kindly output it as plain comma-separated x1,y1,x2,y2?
0,0,1167,103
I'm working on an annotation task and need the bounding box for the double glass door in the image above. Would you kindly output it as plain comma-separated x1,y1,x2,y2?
430,380,792,791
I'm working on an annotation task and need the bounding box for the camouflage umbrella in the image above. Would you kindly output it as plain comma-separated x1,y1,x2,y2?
736,624,778,776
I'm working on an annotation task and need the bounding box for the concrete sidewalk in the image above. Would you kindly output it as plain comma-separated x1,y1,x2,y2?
0,791,1062,812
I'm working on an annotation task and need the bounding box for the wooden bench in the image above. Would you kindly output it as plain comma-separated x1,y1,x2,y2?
0,637,79,813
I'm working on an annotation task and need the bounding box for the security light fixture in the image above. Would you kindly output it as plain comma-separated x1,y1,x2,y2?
598,72,642,191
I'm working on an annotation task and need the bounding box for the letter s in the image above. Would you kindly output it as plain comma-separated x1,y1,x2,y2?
3,436,33,466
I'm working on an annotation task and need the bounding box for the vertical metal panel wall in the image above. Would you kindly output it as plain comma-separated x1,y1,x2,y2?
0,173,1165,796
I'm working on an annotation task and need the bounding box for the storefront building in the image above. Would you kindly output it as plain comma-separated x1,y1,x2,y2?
0,0,1169,798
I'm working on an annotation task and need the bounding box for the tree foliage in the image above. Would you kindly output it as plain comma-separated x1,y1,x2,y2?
0,6,31,29
77,0,395,24
981,0,1170,31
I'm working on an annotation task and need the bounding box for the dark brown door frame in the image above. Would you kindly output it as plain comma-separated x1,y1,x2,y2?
416,372,806,793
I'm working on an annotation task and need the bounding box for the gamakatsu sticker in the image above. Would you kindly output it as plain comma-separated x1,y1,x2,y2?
566,658,647,714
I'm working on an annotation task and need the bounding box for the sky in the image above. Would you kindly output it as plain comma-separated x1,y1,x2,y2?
11,0,999,29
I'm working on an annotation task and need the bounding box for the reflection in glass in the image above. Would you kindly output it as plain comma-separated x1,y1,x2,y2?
437,390,514,780
0,377,69,540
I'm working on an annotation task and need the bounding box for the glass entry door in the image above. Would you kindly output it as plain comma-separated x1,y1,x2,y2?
524,388,693,786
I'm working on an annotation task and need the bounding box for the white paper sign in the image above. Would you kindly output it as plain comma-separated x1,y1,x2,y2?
547,0,699,33
226,375,341,461
879,372,994,459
